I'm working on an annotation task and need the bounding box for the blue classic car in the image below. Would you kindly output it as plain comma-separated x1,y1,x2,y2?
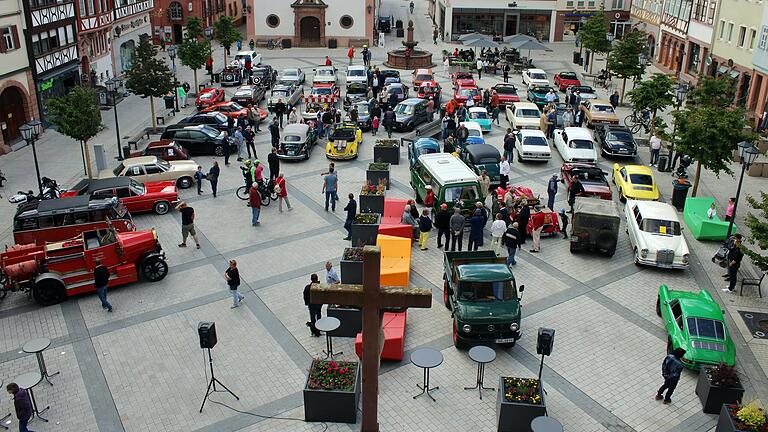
405,137,440,167
466,107,492,132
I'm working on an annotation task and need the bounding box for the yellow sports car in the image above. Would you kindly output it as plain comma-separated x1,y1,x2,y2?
612,163,660,201
326,122,362,160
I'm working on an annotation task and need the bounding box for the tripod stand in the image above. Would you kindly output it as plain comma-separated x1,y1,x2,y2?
199,348,239,412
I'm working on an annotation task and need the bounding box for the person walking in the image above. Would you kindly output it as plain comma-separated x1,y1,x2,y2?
225,259,245,308
491,213,507,256
252,106,262,132
649,132,662,166
343,193,357,240
248,183,261,226
325,56,332,66
6,382,34,432
517,203,530,244
609,91,619,109
723,234,744,293
568,177,584,212
530,207,544,253
325,261,340,284
208,161,220,198
476,58,483,79
288,107,298,124
233,126,245,161
274,99,286,128
547,174,558,210
268,147,280,181
322,166,339,212
435,203,451,249
456,123,469,147
269,118,280,148
347,46,355,65
383,108,395,138
503,63,510,83
562,108,574,128
467,209,484,251
176,202,201,248
372,116,380,135
559,208,569,239
655,348,686,404
443,57,450,75
426,97,435,122
479,171,491,204
418,209,433,250
303,274,322,337
243,126,257,159
499,156,510,188
433,27,439,44
93,258,113,312
274,173,292,212
194,165,206,195
504,222,521,266
503,129,515,162
450,207,464,251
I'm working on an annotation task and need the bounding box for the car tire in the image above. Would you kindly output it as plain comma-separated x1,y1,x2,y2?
656,296,662,317
666,336,673,354
606,247,616,257
443,279,452,310
634,247,641,266
177,177,193,189
452,321,466,350
141,256,169,282
214,145,225,156
619,189,626,203
33,278,66,306
153,201,170,215
569,242,578,254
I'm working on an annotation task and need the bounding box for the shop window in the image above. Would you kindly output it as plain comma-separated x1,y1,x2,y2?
169,1,183,20
266,14,279,28
340,15,354,29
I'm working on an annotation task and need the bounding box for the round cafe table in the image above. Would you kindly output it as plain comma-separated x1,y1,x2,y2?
22,337,59,385
464,345,496,399
411,348,443,402
315,317,343,359
14,372,49,423
531,416,563,432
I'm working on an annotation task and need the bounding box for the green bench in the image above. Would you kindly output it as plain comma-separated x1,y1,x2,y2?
683,197,736,241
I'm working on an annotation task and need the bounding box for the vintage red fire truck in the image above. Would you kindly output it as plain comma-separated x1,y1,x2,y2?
0,226,168,306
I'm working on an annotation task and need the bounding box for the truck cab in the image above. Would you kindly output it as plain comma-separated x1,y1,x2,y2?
443,251,524,348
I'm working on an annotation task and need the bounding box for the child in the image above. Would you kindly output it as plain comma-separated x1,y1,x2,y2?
707,202,717,219
372,116,380,135
418,209,433,250
194,166,206,195
559,208,569,239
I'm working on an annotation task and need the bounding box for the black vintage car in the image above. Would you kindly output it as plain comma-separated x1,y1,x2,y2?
343,83,369,109
251,65,277,88
159,125,236,156
175,112,229,132
231,85,266,106
594,125,637,157
570,197,620,257
378,15,392,33
221,64,243,86
460,144,501,186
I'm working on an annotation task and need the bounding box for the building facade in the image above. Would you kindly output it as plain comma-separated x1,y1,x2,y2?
657,0,692,75
248,0,375,48
76,0,115,86
747,2,768,123
111,0,153,77
630,0,663,58
679,0,717,84
0,0,39,148
150,0,245,46
23,0,81,123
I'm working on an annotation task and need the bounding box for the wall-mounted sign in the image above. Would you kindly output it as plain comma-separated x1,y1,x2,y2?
40,78,54,91
114,17,148,38
565,10,598,18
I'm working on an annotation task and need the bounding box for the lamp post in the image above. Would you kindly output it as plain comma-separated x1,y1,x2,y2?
727,142,760,237
105,78,124,160
205,27,214,79
668,82,689,170
168,44,180,113
19,120,43,196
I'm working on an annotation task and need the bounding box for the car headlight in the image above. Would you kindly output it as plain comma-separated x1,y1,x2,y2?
682,254,689,264
510,323,519,331
462,324,472,333
641,248,649,258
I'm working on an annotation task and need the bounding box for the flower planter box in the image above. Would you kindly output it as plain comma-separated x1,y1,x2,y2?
496,377,547,432
696,367,745,415
351,213,381,247
366,163,391,190
340,249,364,284
359,194,385,215
303,360,361,424
374,142,400,165
327,306,362,337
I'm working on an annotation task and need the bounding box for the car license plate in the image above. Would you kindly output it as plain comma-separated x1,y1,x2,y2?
287,150,294,156
495,338,515,344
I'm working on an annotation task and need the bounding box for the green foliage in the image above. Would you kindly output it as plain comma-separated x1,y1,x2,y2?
744,191,768,271
627,73,674,115
125,34,173,99
736,401,767,428
213,16,241,58
687,74,736,109
46,85,102,143
184,16,204,40
607,30,647,80
578,10,611,54
178,38,211,72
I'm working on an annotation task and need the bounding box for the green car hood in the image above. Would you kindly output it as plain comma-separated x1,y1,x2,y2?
456,264,512,282
455,300,521,324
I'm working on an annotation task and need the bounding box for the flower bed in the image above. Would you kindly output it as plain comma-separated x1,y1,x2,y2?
351,213,381,246
717,403,768,432
367,162,391,190
340,247,364,284
360,181,386,215
496,377,546,432
304,359,361,423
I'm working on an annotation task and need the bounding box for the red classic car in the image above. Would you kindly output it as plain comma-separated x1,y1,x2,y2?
62,177,180,215
412,68,434,87
453,84,482,106
196,87,225,110
553,71,581,92
416,81,442,103
560,162,612,201
491,84,520,106
451,71,475,87
128,140,190,161
202,101,268,120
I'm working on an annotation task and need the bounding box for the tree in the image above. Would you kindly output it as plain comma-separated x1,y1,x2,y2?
213,16,241,64
672,106,753,196
606,30,647,103
578,10,611,74
627,73,674,134
178,18,212,94
686,74,736,109
744,192,768,271
125,33,173,129
47,86,103,179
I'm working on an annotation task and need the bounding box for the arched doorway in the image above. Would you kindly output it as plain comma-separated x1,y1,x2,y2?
300,16,321,46
647,34,656,59
0,86,27,144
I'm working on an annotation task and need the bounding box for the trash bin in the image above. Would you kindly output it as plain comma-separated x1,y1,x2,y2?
163,96,175,109
213,73,221,83
122,145,132,158
396,28,405,38
395,19,403,29
657,154,668,172
671,179,692,211
282,38,291,49
328,39,338,49
572,51,581,64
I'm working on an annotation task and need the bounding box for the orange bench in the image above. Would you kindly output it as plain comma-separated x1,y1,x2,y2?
377,234,411,287
377,198,413,239
354,312,407,361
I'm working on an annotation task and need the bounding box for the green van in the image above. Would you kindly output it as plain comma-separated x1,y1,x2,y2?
410,152,484,216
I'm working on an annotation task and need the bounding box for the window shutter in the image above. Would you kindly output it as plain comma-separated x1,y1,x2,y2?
0,29,7,53
11,26,20,50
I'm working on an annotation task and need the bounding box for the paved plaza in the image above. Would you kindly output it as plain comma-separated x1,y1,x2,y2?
1,0,768,431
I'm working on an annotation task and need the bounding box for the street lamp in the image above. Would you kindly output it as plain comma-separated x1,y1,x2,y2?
668,82,689,170
205,27,214,79
19,120,43,197
167,44,180,113
105,78,124,160
727,141,760,237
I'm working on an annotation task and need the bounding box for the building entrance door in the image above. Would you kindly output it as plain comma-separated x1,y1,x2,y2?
0,86,26,145
300,16,321,46
505,15,518,36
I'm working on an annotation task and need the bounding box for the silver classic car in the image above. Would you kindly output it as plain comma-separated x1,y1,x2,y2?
268,83,303,110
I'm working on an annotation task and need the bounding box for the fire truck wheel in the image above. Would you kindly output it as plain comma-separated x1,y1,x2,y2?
141,256,169,282
33,278,66,306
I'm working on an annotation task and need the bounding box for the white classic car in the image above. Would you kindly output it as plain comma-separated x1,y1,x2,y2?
505,102,541,130
625,200,690,269
522,68,550,87
313,65,338,85
553,127,598,163
514,129,551,161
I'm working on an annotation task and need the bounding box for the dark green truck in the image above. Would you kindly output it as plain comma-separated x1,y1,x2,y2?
443,251,524,348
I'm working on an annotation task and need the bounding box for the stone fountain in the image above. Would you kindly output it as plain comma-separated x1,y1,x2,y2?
384,20,434,69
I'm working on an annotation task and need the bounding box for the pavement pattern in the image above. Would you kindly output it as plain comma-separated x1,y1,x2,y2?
1,0,767,430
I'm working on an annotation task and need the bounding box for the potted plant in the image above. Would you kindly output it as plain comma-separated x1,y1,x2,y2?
303,359,361,423
366,162,391,190
696,363,745,414
496,377,546,432
340,247,364,284
373,139,400,165
359,180,386,215
717,402,768,432
350,213,381,246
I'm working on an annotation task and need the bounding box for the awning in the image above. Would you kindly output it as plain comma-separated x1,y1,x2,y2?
717,65,728,75
730,70,741,79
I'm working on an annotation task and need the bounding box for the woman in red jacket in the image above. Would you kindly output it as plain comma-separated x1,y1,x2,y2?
275,173,293,212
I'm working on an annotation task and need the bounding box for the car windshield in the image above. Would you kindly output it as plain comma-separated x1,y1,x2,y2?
395,104,414,115
529,72,546,80
330,128,355,141
355,104,370,115
313,87,332,95
531,87,550,94
272,90,288,97
199,92,215,100
518,109,540,118
253,69,268,77
416,74,431,82
235,54,251,62
234,89,252,97
444,185,479,202
641,218,681,235
687,318,725,340
416,146,437,156
201,126,220,138
283,70,298,76
469,111,488,119
572,86,594,93
460,88,479,97
156,159,171,170
523,136,548,146
495,86,517,94
384,77,400,84
478,157,498,164
317,69,334,76
389,86,403,94
629,173,654,185
467,128,482,137
458,280,517,302
113,163,125,176
229,102,244,110
348,86,367,94
559,72,577,79
569,139,594,149
284,135,302,142
348,69,365,76
592,104,614,113
607,131,633,142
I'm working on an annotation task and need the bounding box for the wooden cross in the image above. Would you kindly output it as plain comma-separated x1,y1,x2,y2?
311,245,432,432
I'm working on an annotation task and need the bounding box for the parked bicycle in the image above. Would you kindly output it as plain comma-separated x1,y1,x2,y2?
623,109,650,134
266,39,283,50
236,179,277,205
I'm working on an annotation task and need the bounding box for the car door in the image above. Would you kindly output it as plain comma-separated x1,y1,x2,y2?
143,163,167,183
184,131,206,154
667,300,685,348
619,167,629,191
115,185,146,212
627,205,642,250
172,130,191,150
554,130,566,159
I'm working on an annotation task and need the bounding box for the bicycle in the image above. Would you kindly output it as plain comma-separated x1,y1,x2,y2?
236,180,277,205
266,39,283,50
623,110,650,134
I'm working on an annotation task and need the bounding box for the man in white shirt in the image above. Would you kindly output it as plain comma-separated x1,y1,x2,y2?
476,59,484,79
325,261,340,284
545,89,557,104
649,133,662,166
499,156,511,188
490,213,508,256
